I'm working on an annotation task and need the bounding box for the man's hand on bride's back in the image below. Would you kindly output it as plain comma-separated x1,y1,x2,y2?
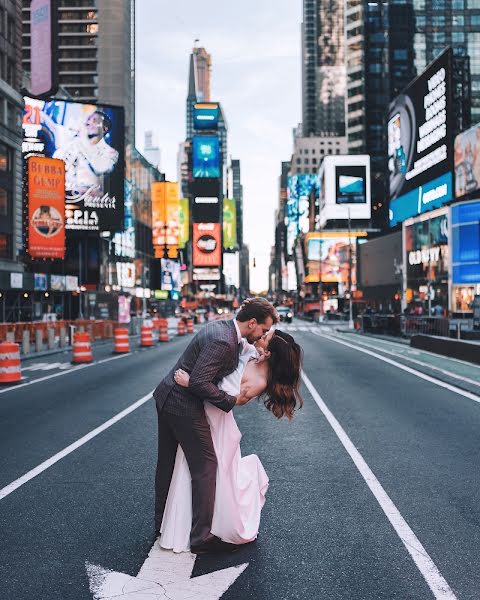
236,385,251,405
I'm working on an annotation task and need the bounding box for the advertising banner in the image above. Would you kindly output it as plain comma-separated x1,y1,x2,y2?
223,252,239,287
287,174,319,247
193,103,219,130
118,295,131,324
178,198,189,248
191,178,221,222
65,275,78,291
50,274,66,291
34,273,47,291
192,136,220,178
116,262,135,289
451,200,480,285
151,181,179,259
454,124,480,198
223,198,237,248
27,156,65,259
193,267,221,281
193,223,221,267
30,0,56,97
336,166,367,204
22,97,125,231
388,49,453,226
160,258,181,292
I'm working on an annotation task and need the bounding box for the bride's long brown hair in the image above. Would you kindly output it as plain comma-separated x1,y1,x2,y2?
262,330,303,420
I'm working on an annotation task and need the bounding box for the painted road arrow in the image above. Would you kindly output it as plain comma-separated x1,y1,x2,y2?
87,542,248,600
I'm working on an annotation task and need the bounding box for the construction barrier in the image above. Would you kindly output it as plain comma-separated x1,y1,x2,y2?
177,320,186,336
114,328,131,353
159,319,170,343
72,332,93,364
0,341,22,384
186,318,194,334
140,325,154,347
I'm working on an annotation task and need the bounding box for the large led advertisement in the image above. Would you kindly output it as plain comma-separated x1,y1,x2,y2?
160,258,181,292
286,174,320,253
151,182,179,259
27,156,65,259
22,97,125,231
191,178,221,222
454,124,480,198
318,155,371,227
223,252,240,288
388,49,454,226
451,200,480,285
193,103,219,130
192,136,220,178
223,198,237,248
193,223,221,267
178,198,189,248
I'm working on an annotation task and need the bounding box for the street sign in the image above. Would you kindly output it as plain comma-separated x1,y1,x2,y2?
87,542,248,599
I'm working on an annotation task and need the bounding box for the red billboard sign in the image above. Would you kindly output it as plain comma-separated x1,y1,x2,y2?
27,156,65,259
193,223,221,267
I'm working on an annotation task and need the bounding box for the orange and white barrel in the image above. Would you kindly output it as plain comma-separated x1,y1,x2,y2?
114,328,131,353
177,320,186,336
159,319,170,342
140,325,154,347
186,318,194,334
0,341,21,384
72,332,93,364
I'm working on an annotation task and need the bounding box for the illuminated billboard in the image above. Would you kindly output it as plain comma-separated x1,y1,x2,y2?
191,178,221,222
160,258,181,292
286,174,320,253
193,223,221,267
30,0,57,97
305,231,368,291
223,198,237,248
193,103,219,130
454,124,480,198
193,136,220,178
388,49,454,226
27,156,65,259
318,155,371,228
151,182,179,259
178,198,189,248
223,252,240,287
22,97,125,231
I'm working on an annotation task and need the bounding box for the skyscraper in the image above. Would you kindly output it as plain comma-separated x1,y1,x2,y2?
22,0,135,141
412,0,478,122
193,46,212,102
302,0,346,138
231,159,243,247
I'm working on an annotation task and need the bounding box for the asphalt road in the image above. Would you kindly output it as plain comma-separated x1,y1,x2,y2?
1,321,479,599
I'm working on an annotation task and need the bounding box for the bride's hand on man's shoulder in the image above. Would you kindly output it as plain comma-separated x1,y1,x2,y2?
174,369,190,387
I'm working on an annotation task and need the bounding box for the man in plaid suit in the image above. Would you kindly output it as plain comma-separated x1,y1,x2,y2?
153,298,277,554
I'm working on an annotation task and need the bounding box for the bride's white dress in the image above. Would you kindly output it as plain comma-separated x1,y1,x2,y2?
159,343,269,553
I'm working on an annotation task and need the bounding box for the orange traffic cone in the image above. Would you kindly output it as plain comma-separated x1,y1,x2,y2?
159,319,170,342
140,325,154,347
72,332,93,363
177,320,186,336
186,318,194,334
0,341,22,384
114,328,130,353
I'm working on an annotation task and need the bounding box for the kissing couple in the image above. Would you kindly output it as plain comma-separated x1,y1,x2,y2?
153,297,303,554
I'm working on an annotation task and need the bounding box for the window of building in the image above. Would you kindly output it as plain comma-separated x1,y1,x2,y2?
296,158,301,165
0,233,10,258
453,0,465,7
453,32,465,43
471,15,480,26
312,158,317,165
0,187,8,216
432,32,446,43
452,15,464,26
467,0,480,7
0,143,10,171
304,158,309,165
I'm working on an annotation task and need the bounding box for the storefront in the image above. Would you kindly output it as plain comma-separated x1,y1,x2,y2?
450,199,480,314
403,207,449,314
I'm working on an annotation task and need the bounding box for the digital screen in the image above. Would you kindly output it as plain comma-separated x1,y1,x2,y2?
22,97,125,232
193,103,219,130
454,125,480,198
286,174,320,252
451,201,480,284
336,166,366,204
192,136,220,178
388,49,453,226
191,178,221,222
193,223,221,267
160,258,181,292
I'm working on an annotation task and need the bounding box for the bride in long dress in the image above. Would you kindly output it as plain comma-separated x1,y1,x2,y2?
159,328,303,553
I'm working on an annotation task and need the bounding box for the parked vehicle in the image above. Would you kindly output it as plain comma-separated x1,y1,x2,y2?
276,306,293,323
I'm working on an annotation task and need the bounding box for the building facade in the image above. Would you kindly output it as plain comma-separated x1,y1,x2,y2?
302,0,346,138
0,0,25,303
290,134,347,175
22,0,135,141
192,46,211,102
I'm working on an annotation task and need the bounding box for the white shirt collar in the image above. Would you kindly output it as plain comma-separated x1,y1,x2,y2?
233,319,242,344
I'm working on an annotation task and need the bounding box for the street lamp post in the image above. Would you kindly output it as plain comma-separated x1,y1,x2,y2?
347,207,354,330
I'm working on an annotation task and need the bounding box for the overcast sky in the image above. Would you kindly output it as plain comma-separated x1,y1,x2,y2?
135,1,302,293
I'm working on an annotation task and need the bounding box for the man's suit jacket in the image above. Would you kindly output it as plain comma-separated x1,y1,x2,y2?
153,319,241,417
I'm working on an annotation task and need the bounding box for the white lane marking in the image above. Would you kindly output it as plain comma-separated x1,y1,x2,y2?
312,331,480,405
0,352,132,395
23,361,71,372
342,333,480,371
87,543,248,599
302,371,457,600
333,334,480,389
0,390,153,501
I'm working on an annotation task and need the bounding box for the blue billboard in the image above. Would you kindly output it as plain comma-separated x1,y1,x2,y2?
286,174,320,251
193,103,219,130
451,200,480,284
193,135,220,178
